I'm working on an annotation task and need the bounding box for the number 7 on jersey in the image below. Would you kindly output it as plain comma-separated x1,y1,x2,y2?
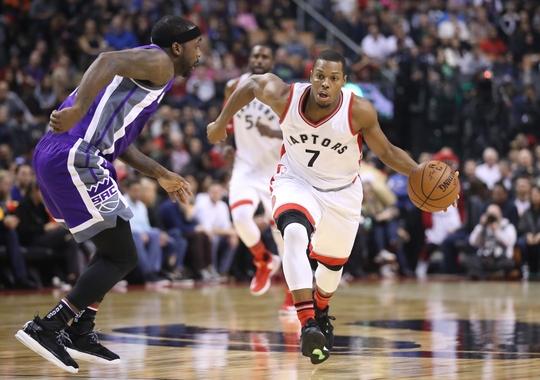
305,149,320,167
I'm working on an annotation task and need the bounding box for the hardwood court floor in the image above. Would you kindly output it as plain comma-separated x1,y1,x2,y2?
2,279,540,379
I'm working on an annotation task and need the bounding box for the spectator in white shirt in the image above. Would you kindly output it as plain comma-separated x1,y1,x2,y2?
513,176,531,217
193,182,238,276
361,24,389,64
475,147,501,190
386,24,415,56
438,10,470,41
459,44,491,76
124,178,169,285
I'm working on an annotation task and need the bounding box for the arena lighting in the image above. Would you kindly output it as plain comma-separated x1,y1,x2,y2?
343,83,364,97
483,70,492,79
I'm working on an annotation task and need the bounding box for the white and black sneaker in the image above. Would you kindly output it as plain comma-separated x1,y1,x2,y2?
62,325,121,364
15,317,79,373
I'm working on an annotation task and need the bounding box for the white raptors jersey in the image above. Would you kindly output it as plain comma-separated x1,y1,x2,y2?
228,73,282,178
280,83,362,190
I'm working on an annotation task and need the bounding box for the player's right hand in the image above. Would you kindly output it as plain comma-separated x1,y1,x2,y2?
50,107,84,134
207,122,228,144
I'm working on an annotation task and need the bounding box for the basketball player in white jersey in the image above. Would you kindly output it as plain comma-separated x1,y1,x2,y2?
209,50,455,364
223,45,294,314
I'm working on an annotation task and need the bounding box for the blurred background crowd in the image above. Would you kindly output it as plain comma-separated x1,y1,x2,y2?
0,0,539,290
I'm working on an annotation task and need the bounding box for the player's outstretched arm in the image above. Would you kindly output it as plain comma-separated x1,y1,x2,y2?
207,73,290,143
353,97,418,176
119,145,192,204
50,49,173,134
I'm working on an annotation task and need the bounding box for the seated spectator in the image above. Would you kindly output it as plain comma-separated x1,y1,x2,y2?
185,64,216,108
104,15,138,51
273,47,296,82
193,181,237,277
361,180,404,278
24,51,44,86
0,81,33,122
159,191,219,282
483,182,519,228
16,181,82,286
459,44,491,77
440,179,490,274
139,177,191,284
514,176,532,217
10,163,33,202
517,186,540,278
361,24,389,65
77,19,109,70
0,170,37,288
464,204,517,280
282,29,310,61
479,26,506,62
123,178,170,286
475,147,501,190
438,10,469,41
34,74,56,116
513,148,540,183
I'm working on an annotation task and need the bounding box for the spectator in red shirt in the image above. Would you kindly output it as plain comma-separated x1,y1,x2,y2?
480,26,507,62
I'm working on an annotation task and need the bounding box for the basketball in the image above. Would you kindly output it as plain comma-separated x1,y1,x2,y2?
407,160,459,212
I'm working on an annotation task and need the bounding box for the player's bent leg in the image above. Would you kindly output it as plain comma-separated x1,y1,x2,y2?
232,202,280,295
313,263,343,350
279,217,329,364
61,217,137,364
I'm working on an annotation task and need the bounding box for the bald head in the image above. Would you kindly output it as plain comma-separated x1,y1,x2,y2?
483,147,499,167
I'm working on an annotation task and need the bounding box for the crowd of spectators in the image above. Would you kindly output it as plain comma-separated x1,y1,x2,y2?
0,0,539,289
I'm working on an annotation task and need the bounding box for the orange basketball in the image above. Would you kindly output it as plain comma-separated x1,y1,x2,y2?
407,160,459,212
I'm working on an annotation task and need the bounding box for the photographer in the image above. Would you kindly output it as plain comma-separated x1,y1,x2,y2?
463,204,517,280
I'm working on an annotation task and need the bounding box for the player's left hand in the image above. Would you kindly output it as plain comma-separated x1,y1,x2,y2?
49,106,84,134
443,171,460,212
157,171,192,204
207,121,228,144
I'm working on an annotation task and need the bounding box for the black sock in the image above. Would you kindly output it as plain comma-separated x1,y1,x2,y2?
41,298,77,331
71,305,98,332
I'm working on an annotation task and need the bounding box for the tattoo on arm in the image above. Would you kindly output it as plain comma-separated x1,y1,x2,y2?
118,145,167,179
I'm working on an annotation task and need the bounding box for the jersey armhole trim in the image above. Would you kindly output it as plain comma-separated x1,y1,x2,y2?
348,93,356,135
279,83,295,124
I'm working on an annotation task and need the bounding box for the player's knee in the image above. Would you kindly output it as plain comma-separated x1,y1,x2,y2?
231,206,253,225
283,222,309,245
276,210,313,238
315,264,343,293
231,205,254,226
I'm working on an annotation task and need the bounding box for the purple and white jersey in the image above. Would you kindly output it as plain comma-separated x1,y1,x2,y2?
61,44,173,162
33,44,174,242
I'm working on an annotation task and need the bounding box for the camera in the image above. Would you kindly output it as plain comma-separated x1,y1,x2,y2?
486,214,497,224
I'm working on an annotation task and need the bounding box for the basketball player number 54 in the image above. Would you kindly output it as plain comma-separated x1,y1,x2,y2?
305,149,320,167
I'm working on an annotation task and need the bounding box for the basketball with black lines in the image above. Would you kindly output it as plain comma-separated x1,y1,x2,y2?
407,160,459,212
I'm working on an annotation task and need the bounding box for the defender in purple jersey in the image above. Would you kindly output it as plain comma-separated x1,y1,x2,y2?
15,16,202,373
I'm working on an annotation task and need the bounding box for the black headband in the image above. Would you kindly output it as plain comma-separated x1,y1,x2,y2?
151,25,202,47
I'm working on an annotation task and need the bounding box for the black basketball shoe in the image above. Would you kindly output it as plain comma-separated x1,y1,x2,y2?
300,318,330,364
15,317,79,373
62,324,121,364
314,303,335,350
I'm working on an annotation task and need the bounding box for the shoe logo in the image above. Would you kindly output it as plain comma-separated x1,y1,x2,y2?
87,177,120,213
312,348,326,360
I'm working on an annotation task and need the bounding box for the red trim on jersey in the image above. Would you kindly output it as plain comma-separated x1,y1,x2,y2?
309,249,349,266
280,144,286,158
279,84,295,124
357,133,363,164
298,86,343,128
269,164,284,194
348,93,356,135
230,199,254,211
273,203,316,227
